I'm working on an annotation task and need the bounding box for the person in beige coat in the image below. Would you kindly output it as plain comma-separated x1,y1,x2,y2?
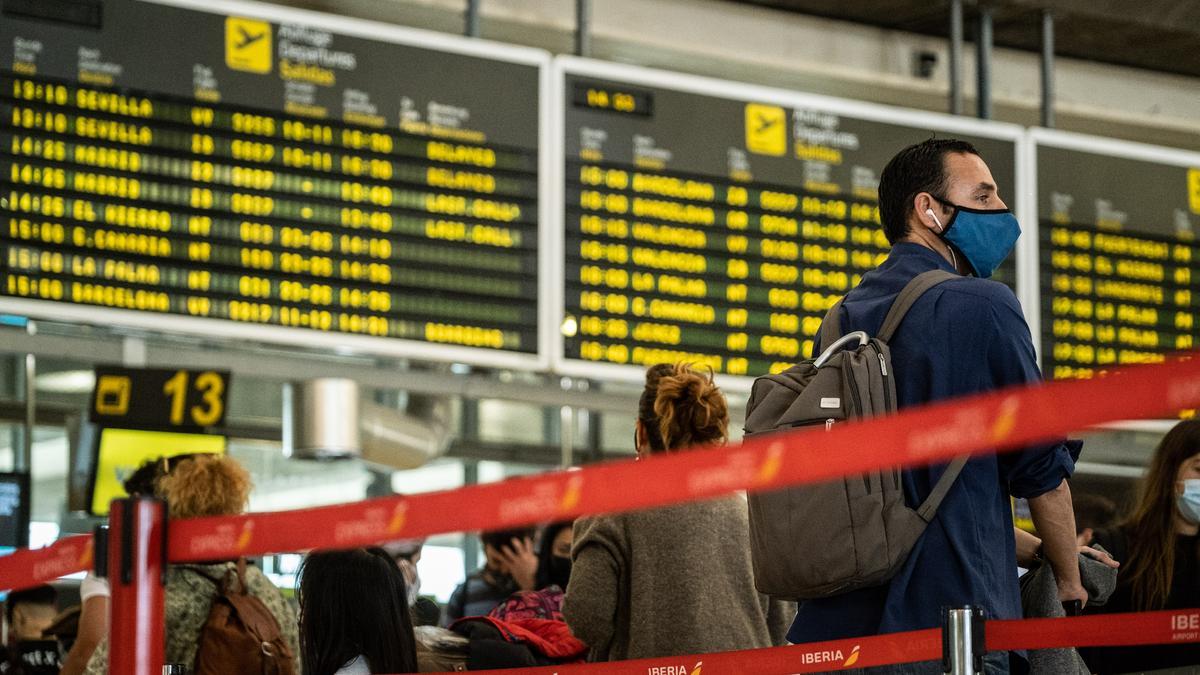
563,363,791,661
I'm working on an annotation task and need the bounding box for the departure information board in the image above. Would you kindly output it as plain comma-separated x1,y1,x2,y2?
556,59,1020,382
1034,131,1200,380
0,0,547,367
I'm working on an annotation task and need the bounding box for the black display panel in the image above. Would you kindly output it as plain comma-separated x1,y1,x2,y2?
0,0,544,364
1037,137,1200,380
90,366,231,430
560,64,1019,379
0,472,30,549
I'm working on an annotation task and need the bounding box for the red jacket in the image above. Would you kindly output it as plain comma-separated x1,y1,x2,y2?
451,616,587,661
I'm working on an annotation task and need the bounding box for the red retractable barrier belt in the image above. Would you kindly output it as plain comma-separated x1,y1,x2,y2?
463,629,942,675
0,534,92,593
4,354,1200,588
455,612,1200,675
167,353,1200,562
989,609,1200,652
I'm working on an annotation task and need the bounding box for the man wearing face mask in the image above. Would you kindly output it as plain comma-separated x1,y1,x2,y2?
787,139,1084,675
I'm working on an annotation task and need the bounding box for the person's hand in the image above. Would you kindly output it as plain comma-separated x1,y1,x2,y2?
1057,581,1089,610
497,537,538,591
398,558,418,589
1079,545,1119,569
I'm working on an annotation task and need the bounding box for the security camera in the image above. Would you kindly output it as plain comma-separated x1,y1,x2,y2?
913,50,939,79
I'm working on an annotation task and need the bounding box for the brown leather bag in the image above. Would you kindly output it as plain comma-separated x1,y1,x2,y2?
184,560,296,675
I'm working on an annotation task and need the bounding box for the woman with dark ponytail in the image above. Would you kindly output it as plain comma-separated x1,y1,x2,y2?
563,363,790,661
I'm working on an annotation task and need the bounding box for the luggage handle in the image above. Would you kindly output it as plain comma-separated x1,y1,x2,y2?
813,331,869,368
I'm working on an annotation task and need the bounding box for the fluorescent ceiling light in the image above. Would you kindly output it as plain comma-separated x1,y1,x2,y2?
36,370,95,394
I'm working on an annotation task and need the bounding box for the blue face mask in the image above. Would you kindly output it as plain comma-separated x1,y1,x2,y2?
929,197,1021,278
1179,479,1200,525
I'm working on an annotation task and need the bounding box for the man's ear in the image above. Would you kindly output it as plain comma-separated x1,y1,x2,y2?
912,192,941,232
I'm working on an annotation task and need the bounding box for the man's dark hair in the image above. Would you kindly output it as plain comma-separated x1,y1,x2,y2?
878,138,981,244
5,584,57,624
480,527,536,552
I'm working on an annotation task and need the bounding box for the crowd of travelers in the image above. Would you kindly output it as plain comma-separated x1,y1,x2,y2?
3,140,1198,674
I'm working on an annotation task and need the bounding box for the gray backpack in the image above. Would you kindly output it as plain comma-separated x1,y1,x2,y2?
745,270,968,600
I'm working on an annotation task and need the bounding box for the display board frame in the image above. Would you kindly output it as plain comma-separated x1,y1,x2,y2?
1026,127,1200,374
0,0,555,371
551,56,1029,391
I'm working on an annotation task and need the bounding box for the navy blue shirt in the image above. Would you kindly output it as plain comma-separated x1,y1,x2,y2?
788,243,1077,644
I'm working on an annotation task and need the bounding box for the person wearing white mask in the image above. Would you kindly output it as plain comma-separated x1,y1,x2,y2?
1081,420,1200,674
381,539,442,627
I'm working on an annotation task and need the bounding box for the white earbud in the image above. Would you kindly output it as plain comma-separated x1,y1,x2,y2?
925,208,944,233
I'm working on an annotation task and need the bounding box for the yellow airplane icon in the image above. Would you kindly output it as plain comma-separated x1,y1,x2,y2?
745,103,787,156
235,25,267,50
225,17,272,74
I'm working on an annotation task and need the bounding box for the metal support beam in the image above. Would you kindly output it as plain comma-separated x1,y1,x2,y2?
586,408,604,463
2,358,18,469
975,6,993,120
16,322,37,474
1041,9,1056,128
559,405,575,468
0,328,674,415
464,0,480,38
542,404,561,448
575,0,591,57
460,398,479,442
20,352,34,473
461,460,480,574
949,0,964,115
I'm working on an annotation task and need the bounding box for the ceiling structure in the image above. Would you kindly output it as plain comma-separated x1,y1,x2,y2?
731,0,1200,79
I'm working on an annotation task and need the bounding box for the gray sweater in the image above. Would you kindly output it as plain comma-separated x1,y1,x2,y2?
563,496,791,661
1019,546,1118,675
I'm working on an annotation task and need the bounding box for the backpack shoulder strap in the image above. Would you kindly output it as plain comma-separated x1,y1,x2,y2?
876,269,960,342
177,562,242,592
817,299,844,351
177,565,222,585
915,456,969,522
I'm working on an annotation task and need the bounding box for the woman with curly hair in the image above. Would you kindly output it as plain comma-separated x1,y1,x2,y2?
76,454,300,675
562,363,791,661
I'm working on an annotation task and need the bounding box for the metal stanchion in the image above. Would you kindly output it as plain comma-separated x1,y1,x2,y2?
575,0,591,57
942,606,985,674
107,497,168,675
464,0,481,38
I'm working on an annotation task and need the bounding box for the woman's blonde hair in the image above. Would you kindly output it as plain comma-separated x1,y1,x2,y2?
156,454,252,519
638,363,728,453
